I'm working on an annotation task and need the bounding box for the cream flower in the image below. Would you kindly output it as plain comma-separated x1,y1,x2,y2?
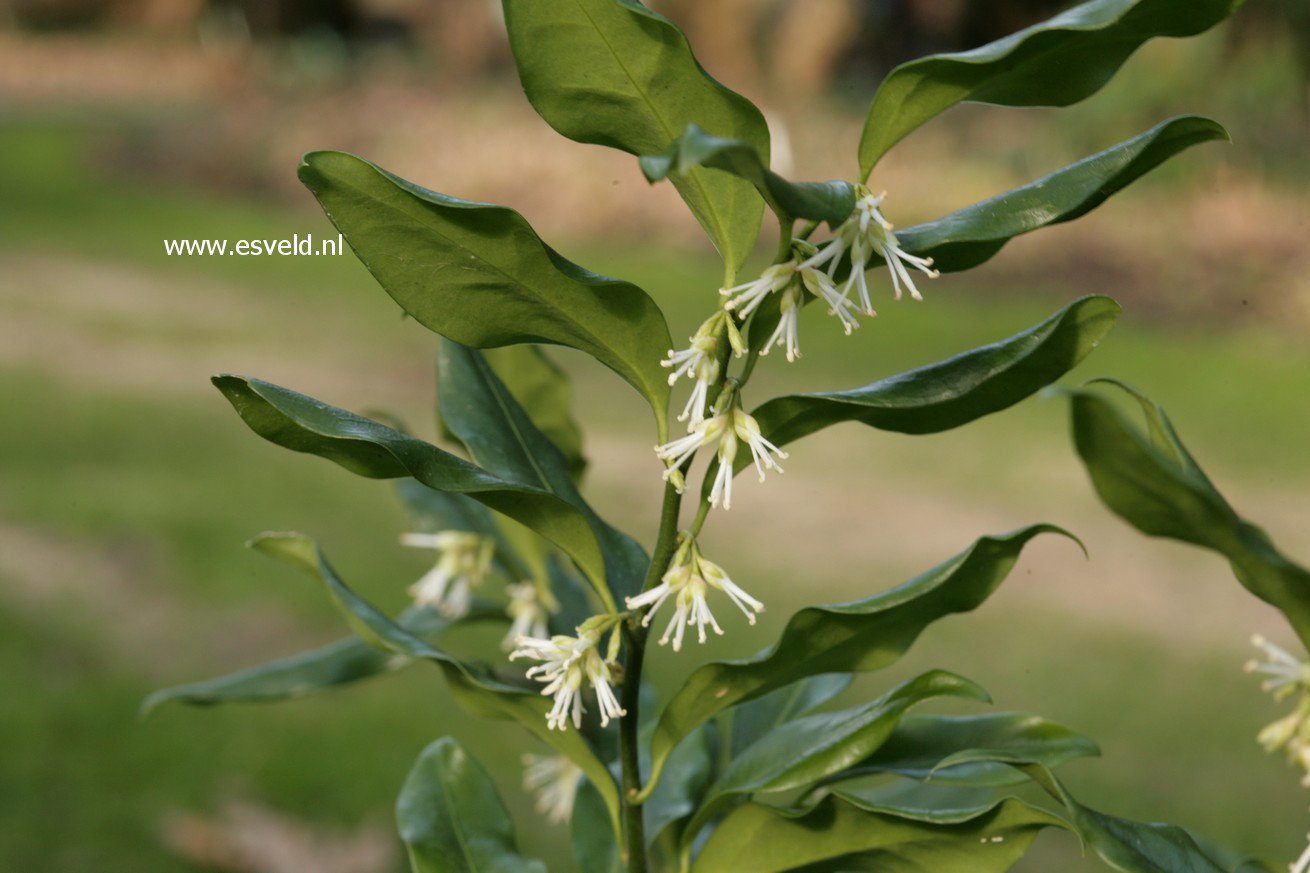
654,405,785,510
521,754,582,824
720,261,796,318
625,537,763,651
510,623,625,731
502,582,550,651
661,311,745,426
400,531,494,619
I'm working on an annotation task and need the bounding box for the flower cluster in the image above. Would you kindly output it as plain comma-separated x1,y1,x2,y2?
654,395,786,510
521,753,582,824
625,535,763,651
661,309,745,426
1246,635,1310,873
510,617,625,731
400,531,494,618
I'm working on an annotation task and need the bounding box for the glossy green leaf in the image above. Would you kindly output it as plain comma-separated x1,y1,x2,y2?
142,607,466,714
644,723,715,846
502,0,768,273
729,673,853,756
482,345,587,481
398,737,546,873
692,791,1064,873
841,712,1100,788
858,0,1242,175
247,532,622,838
215,375,619,600
683,672,988,851
640,526,1073,799
749,296,1118,458
1069,381,1310,648
894,117,1229,272
572,779,622,873
298,151,671,432
641,124,853,226
436,341,646,606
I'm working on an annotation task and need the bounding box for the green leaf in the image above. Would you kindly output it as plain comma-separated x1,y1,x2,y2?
1069,381,1310,649
692,791,1065,873
842,712,1101,788
749,296,1118,456
398,737,546,873
729,674,853,756
297,151,671,433
502,0,769,273
482,345,587,481
436,341,646,605
572,779,622,873
141,607,466,714
644,723,716,846
215,375,620,602
858,0,1242,175
247,532,622,838
640,526,1074,799
683,672,989,851
641,124,854,226
894,117,1229,272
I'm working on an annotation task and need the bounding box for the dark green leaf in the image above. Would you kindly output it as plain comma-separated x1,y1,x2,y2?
247,532,622,837
398,737,546,873
842,712,1100,788
859,0,1241,174
895,117,1229,272
640,526,1074,799
572,779,622,873
644,723,715,846
297,151,671,432
749,296,1118,457
641,124,853,225
436,341,647,605
683,672,989,850
142,607,466,714
729,674,853,756
502,0,768,273
1069,381,1310,648
482,345,587,481
692,791,1064,873
214,375,619,602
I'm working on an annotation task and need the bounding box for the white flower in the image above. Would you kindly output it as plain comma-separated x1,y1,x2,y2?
625,538,763,651
502,582,550,651
401,531,494,619
655,413,729,491
800,186,939,312
732,409,786,485
721,261,796,318
662,311,744,427
1292,837,1310,873
510,625,626,731
521,754,582,824
1246,634,1310,698
760,283,803,361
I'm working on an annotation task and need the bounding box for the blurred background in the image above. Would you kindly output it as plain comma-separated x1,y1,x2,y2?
2,0,1309,871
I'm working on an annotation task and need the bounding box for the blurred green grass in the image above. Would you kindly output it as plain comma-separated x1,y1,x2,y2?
4,114,1310,872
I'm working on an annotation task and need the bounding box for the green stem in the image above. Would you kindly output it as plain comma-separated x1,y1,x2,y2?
619,481,684,871
775,214,796,262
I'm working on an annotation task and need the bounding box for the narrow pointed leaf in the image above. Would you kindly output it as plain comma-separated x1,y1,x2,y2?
692,792,1065,873
502,0,769,272
894,117,1229,272
641,124,853,225
572,779,622,873
247,532,622,836
730,674,853,756
437,341,646,605
142,607,470,714
682,671,989,850
641,526,1074,797
1069,382,1310,648
482,345,587,481
838,712,1100,788
215,375,618,597
398,737,547,873
298,151,671,432
749,296,1118,458
859,0,1242,174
